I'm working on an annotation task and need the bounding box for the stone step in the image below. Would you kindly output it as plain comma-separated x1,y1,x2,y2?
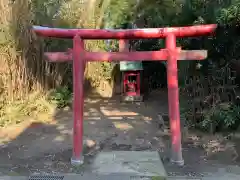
90,151,167,178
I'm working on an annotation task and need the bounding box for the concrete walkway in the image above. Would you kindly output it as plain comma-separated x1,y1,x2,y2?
1,173,240,180
1,151,240,180
1,93,240,179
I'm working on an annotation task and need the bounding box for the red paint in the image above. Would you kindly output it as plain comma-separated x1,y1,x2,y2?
44,49,207,62
44,52,72,62
33,24,217,165
33,24,217,39
123,71,141,97
166,33,183,164
72,35,85,162
119,39,130,51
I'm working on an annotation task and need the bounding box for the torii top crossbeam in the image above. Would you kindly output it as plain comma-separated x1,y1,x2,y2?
32,24,217,39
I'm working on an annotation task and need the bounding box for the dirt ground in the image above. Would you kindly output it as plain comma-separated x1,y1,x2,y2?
1,89,240,177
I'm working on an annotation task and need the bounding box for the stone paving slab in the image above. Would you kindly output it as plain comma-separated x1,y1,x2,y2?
65,174,153,180
0,177,27,180
91,151,167,178
0,175,209,180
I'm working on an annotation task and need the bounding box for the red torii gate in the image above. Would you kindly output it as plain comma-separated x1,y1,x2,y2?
32,24,217,166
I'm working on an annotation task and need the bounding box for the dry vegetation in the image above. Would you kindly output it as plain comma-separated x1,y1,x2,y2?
0,0,114,127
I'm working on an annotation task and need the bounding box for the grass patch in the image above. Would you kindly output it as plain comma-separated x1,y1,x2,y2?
151,176,166,180
0,91,57,127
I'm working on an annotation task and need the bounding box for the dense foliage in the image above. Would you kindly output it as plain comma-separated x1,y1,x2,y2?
106,0,240,132
1,0,240,130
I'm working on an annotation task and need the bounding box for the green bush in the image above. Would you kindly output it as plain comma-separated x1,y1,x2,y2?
48,86,72,108
200,103,240,132
181,102,240,133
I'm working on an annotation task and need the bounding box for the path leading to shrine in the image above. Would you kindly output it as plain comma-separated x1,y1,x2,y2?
1,90,240,179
